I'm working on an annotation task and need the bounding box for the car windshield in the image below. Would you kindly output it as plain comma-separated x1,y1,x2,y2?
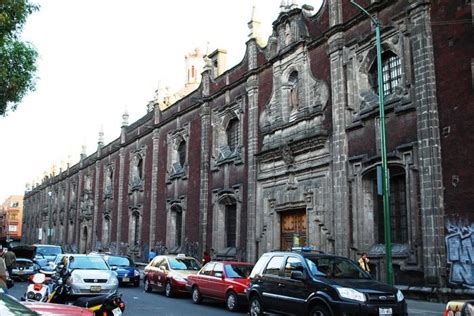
169,257,201,270
69,256,109,270
36,246,62,256
306,257,371,279
108,256,133,267
224,264,252,278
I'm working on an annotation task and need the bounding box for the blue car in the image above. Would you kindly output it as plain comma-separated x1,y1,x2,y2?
105,255,140,287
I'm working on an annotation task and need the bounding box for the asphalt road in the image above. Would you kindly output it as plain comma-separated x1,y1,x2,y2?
8,279,447,315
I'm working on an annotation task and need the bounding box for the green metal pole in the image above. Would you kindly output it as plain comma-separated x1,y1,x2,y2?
350,1,394,285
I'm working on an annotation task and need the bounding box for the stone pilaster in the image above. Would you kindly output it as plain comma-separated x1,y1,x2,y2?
149,129,160,248
328,31,350,256
93,161,100,251
116,148,126,243
409,2,446,286
199,102,211,252
246,74,259,263
329,0,343,27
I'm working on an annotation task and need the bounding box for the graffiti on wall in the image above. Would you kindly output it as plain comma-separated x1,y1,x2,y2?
445,221,474,288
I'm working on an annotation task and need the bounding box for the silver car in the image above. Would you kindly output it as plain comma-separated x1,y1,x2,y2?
66,254,118,295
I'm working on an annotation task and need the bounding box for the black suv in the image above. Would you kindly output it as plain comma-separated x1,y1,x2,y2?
246,250,407,316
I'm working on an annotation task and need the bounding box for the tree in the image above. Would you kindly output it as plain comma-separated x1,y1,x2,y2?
0,0,39,116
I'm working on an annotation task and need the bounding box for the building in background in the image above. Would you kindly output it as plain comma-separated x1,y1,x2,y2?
22,0,473,294
0,195,24,243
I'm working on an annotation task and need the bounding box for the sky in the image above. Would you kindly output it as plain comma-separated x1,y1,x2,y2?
0,0,323,203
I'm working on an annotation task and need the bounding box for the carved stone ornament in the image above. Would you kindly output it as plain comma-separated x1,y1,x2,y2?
280,144,295,165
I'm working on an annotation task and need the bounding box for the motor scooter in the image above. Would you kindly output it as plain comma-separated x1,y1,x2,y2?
47,268,125,316
22,272,51,302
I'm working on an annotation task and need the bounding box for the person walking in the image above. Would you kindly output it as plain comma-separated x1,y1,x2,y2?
0,246,8,293
2,247,16,277
202,251,211,265
358,252,370,273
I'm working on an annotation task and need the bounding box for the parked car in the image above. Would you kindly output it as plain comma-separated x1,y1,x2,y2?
33,244,64,267
187,261,253,312
0,291,93,316
12,258,40,281
105,255,140,287
65,254,119,296
143,254,201,297
246,250,407,316
10,245,40,281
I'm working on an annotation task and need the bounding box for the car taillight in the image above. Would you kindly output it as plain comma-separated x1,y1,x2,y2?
33,283,43,291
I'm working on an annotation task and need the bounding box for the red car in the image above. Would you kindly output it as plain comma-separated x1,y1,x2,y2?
0,292,93,316
144,254,202,297
187,261,253,312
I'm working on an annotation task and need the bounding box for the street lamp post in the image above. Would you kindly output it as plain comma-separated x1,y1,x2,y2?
47,191,52,244
350,1,394,285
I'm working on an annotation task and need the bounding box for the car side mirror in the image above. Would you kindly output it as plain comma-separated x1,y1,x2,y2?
290,270,306,281
111,266,118,271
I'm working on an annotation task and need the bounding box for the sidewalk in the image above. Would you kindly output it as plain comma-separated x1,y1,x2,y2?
407,299,446,316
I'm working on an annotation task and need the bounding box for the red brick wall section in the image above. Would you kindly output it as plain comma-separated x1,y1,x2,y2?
431,0,474,222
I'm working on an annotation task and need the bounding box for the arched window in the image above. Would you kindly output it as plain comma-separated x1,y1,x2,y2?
288,71,299,111
178,141,186,167
369,51,402,96
225,204,237,248
137,158,143,180
226,118,239,152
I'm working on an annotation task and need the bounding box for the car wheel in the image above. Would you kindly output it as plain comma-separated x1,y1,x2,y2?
191,286,202,304
309,305,331,316
249,295,263,316
144,278,152,293
226,291,239,312
164,280,173,297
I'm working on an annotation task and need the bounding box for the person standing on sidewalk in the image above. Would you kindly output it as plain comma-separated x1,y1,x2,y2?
358,253,370,273
2,247,16,277
0,246,8,293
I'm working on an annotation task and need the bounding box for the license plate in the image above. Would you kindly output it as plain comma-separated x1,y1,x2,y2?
122,277,130,282
90,286,102,292
112,307,122,316
379,308,392,315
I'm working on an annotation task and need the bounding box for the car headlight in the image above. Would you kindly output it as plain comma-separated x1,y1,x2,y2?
336,287,366,302
172,274,187,282
70,273,82,284
134,270,140,277
396,290,404,302
110,276,118,285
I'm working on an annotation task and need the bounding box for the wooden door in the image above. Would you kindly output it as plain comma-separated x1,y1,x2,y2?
280,209,307,250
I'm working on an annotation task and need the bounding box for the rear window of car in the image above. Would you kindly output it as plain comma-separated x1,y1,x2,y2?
263,256,284,276
69,256,109,270
224,264,252,278
36,246,62,256
108,256,133,267
250,254,271,278
169,257,201,271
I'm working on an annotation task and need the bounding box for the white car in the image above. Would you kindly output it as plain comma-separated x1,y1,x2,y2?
66,254,118,295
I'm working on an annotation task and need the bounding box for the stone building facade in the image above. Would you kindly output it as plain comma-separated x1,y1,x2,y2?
23,0,473,289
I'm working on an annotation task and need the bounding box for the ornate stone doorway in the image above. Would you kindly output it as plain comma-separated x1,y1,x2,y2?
280,209,307,250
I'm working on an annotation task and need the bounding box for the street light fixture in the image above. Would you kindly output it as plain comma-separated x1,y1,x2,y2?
47,191,52,244
350,1,394,285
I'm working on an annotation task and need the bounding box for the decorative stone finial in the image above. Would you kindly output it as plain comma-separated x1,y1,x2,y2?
98,126,104,146
248,5,262,42
122,110,129,127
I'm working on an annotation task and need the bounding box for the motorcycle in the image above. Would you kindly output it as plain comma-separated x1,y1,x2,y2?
47,268,125,316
